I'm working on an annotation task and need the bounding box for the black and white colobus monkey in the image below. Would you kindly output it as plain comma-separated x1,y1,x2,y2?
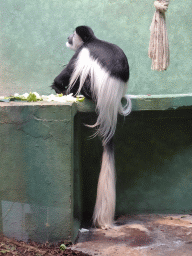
52,26,131,229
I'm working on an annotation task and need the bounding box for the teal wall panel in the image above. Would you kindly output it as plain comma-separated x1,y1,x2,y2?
0,102,79,242
1,0,192,96
78,109,192,220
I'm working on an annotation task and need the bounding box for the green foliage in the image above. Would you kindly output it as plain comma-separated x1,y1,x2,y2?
5,92,43,102
59,243,66,251
1,92,85,103
27,92,41,102
76,96,85,102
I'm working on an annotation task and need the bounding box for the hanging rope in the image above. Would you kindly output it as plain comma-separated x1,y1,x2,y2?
148,0,170,71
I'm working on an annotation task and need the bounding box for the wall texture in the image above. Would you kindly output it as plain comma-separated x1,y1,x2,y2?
1,100,192,240
0,0,192,96
0,102,79,242
78,109,192,221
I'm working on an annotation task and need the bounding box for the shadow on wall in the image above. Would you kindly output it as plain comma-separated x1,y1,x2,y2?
78,109,192,222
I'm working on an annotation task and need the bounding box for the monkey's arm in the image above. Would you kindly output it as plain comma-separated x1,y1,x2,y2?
51,54,78,94
51,65,72,94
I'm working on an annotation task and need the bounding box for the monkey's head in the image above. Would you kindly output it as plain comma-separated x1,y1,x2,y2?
66,26,95,51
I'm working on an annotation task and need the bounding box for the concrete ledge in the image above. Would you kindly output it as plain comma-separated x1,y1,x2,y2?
76,94,192,112
129,94,192,111
1,93,192,112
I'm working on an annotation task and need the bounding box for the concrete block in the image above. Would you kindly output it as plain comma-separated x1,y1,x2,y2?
0,101,79,243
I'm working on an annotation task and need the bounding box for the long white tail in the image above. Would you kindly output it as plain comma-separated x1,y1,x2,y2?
93,139,116,229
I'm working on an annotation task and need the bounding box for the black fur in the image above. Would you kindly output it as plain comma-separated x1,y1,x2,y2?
51,26,129,98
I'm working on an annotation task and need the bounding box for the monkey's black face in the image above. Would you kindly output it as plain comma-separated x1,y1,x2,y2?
66,33,74,49
51,81,68,95
67,34,73,45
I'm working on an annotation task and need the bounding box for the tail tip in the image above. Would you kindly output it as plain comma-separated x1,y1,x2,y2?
119,95,132,116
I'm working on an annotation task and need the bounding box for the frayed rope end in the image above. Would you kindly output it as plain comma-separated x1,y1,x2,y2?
148,0,170,71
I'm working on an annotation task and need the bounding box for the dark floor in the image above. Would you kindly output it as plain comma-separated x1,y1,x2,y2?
71,214,192,255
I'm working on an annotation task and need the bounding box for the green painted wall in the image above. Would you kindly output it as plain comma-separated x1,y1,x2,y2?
1,100,192,241
1,0,192,96
0,102,80,242
78,109,192,220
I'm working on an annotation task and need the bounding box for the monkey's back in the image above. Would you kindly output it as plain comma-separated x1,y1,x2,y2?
83,39,129,83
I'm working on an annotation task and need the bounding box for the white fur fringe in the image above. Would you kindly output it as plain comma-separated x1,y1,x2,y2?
68,48,131,145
